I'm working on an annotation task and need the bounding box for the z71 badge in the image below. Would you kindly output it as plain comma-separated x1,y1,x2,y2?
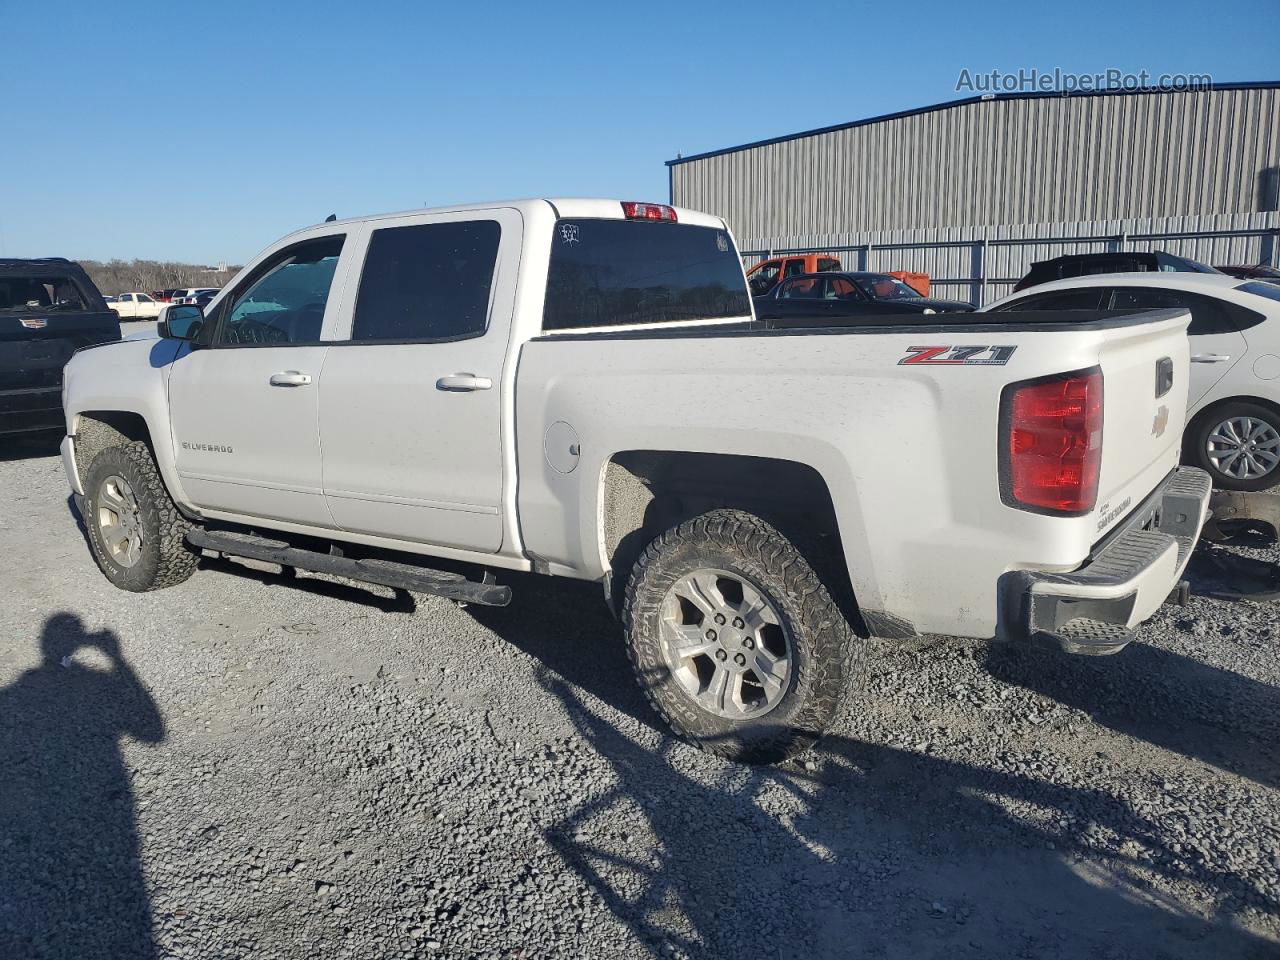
898,345,1017,366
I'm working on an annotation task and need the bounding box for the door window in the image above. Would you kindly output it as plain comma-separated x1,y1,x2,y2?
350,220,500,342
137,293,154,303
779,277,822,299
827,277,860,300
1107,287,1238,335
992,289,1105,311
783,258,806,278
215,237,344,346
749,262,780,295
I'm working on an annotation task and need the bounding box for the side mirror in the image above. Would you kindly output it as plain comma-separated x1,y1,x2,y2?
158,304,203,341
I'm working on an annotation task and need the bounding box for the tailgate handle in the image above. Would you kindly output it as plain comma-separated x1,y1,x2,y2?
1190,353,1230,363
436,374,492,392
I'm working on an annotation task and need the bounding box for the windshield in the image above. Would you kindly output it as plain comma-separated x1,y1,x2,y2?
855,275,924,301
0,275,90,312
543,219,750,330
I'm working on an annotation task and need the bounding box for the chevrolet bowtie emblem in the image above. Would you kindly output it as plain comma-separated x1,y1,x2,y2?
1152,405,1170,438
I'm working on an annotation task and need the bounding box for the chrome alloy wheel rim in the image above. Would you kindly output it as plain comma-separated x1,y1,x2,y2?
97,474,144,567
1206,416,1280,481
658,569,793,720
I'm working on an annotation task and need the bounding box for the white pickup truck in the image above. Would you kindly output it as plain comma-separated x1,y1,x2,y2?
60,198,1210,763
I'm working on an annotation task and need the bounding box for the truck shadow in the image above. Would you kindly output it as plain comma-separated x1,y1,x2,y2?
0,614,163,959
471,576,1277,957
535,671,1277,959
984,632,1280,790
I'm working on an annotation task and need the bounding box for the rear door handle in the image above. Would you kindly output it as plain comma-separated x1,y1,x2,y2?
1190,354,1231,363
269,371,313,386
436,374,492,392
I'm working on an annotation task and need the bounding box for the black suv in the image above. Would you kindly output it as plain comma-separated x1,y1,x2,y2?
0,258,120,436
1013,251,1220,292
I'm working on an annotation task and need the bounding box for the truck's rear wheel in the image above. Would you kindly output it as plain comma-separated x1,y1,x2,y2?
622,509,864,764
83,441,198,591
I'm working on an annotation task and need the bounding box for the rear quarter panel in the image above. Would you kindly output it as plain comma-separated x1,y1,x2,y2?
514,312,1191,639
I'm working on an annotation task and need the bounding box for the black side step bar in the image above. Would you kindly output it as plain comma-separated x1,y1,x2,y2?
186,528,511,607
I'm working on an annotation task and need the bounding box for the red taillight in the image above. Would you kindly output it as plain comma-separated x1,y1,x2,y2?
1003,369,1103,514
621,201,677,222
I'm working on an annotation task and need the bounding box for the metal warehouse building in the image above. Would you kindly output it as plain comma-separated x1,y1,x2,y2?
668,82,1280,304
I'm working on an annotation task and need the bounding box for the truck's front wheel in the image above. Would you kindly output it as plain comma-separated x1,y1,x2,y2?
622,509,864,764
83,441,198,592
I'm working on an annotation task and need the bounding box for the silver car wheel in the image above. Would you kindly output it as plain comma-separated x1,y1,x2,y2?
97,474,144,568
1206,416,1280,481
659,568,793,720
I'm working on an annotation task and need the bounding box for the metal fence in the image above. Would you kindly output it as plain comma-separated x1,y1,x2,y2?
738,212,1280,306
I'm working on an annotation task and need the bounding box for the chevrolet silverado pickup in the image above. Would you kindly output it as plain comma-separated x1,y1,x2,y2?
59,198,1210,763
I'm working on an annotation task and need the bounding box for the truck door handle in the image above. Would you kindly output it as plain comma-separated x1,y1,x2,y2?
269,371,313,386
436,374,492,392
1190,354,1230,363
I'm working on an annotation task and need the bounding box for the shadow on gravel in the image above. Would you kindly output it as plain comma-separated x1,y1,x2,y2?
0,614,163,959
986,642,1280,790
536,671,1277,959
0,430,62,462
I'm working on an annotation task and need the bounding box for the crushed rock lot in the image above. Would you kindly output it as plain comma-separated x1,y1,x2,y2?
1,434,1278,960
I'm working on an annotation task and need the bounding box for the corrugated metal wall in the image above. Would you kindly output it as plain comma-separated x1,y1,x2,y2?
740,210,1280,305
670,86,1280,305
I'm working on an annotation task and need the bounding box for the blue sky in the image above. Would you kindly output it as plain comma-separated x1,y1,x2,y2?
2,0,1273,264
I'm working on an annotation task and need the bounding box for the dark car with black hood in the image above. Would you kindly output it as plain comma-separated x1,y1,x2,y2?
0,258,119,436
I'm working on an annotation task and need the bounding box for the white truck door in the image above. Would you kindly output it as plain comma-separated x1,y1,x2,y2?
1107,286,1248,408
167,234,349,528
318,208,521,553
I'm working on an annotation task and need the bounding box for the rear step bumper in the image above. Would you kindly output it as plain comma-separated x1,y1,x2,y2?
1005,466,1212,655
186,528,511,607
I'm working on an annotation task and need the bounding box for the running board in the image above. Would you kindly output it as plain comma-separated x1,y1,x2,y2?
186,528,511,607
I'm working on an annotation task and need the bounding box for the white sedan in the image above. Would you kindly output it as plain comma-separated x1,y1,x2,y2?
985,272,1280,491
108,292,164,319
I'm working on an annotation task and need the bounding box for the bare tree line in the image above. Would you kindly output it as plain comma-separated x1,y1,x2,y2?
79,259,241,297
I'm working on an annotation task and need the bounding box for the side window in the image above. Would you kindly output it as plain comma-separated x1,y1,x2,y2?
216,236,344,346
137,293,153,303
779,278,821,299
1108,288,1237,335
749,262,780,295
783,258,806,278
828,277,860,300
817,257,841,272
993,289,1104,311
351,220,500,342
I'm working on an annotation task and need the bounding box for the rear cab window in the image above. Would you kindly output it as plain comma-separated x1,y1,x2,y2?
543,219,750,331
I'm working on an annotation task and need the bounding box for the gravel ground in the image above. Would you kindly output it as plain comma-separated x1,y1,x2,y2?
1,433,1278,960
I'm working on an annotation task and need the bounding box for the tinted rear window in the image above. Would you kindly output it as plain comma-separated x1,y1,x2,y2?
0,274,90,312
543,220,750,330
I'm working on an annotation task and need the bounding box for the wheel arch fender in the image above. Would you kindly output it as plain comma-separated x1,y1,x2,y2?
595,448,877,632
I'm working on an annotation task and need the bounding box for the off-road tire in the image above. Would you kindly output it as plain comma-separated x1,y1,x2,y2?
1187,401,1280,492
622,509,866,764
83,441,198,591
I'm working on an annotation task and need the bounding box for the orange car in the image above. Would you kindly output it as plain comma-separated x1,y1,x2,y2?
746,254,841,295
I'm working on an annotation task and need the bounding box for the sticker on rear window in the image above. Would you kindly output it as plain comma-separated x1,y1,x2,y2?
716,233,729,252
559,223,580,245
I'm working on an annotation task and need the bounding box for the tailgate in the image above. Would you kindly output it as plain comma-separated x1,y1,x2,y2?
0,311,121,391
1091,308,1191,538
